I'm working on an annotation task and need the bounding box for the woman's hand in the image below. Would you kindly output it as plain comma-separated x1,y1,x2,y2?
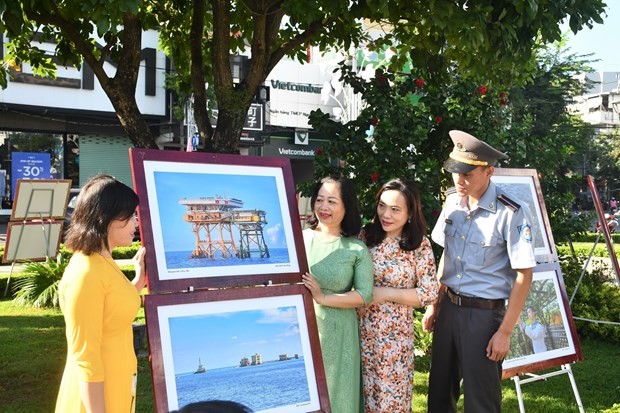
370,286,389,305
131,246,147,292
422,305,437,332
302,273,326,305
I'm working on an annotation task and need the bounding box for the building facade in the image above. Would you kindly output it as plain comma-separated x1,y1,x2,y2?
1,29,354,207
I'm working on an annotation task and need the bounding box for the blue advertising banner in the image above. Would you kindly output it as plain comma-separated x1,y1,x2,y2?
11,152,51,200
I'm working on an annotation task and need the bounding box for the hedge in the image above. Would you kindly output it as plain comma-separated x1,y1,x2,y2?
570,232,620,243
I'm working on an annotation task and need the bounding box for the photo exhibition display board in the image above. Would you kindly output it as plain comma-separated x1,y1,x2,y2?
144,284,330,413
2,221,63,263
130,149,308,292
492,168,557,264
502,263,582,378
10,179,72,221
491,169,582,378
130,149,330,413
3,179,71,264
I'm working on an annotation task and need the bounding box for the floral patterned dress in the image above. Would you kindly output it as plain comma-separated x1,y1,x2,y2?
357,236,438,413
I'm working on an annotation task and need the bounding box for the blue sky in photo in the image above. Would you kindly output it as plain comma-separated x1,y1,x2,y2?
153,171,289,251
168,306,305,373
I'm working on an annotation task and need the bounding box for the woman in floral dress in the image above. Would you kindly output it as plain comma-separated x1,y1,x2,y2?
358,178,439,412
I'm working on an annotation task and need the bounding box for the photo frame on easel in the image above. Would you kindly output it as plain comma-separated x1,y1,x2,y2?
144,284,330,413
10,179,72,221
492,168,557,263
130,148,307,293
502,262,582,379
2,220,64,263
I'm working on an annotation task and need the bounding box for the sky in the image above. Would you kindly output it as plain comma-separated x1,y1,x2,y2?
152,171,288,251
562,2,620,72
168,306,304,373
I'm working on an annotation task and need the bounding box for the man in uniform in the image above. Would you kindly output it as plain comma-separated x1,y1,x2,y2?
423,130,536,413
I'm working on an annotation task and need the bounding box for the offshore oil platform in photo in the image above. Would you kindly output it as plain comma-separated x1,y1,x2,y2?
179,195,270,259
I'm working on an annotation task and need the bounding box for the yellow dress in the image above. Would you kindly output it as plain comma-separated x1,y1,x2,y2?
55,252,140,413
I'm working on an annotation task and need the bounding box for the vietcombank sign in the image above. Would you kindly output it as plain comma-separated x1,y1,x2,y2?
263,137,325,160
269,80,322,94
278,148,316,156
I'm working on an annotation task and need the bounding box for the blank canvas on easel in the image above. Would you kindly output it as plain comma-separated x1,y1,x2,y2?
10,179,72,221
2,221,64,263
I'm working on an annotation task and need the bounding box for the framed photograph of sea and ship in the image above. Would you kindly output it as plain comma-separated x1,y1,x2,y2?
492,168,557,264
144,284,331,413
130,148,307,292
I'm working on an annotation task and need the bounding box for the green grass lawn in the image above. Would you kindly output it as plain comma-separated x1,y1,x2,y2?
1,298,619,413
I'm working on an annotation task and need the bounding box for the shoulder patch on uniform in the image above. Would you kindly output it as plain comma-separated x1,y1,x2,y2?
497,193,521,212
518,224,533,243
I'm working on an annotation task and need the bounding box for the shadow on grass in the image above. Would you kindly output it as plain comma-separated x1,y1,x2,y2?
0,310,66,412
412,340,620,413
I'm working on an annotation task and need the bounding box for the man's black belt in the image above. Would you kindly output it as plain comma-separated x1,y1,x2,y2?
446,288,505,310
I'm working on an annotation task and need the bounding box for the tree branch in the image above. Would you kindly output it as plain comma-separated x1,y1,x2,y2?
266,17,330,74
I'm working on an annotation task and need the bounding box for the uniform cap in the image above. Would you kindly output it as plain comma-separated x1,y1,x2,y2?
443,130,509,173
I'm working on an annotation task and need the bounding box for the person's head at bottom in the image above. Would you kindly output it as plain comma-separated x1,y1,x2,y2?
170,400,254,413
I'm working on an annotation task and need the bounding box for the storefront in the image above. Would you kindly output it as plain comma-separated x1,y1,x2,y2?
0,30,171,204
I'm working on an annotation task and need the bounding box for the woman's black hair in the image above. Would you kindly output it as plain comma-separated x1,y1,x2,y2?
170,400,254,413
306,175,362,237
363,178,426,251
64,174,139,255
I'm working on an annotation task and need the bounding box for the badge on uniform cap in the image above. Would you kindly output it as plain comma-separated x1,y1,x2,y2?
456,141,465,151
518,224,532,243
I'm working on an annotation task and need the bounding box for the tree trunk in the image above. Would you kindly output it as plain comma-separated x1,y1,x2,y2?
107,86,159,149
212,107,248,153
190,0,214,152
49,11,159,149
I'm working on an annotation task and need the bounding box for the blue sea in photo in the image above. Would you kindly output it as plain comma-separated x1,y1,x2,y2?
175,358,310,411
164,247,290,269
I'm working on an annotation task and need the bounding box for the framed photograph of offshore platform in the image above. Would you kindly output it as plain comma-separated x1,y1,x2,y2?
492,168,557,263
130,148,307,292
502,262,582,379
144,283,331,413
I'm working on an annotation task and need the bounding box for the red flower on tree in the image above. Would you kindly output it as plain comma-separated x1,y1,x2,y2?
315,148,323,156
415,78,425,88
478,85,488,95
370,172,380,183
371,118,379,126
435,115,443,124
499,92,507,98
